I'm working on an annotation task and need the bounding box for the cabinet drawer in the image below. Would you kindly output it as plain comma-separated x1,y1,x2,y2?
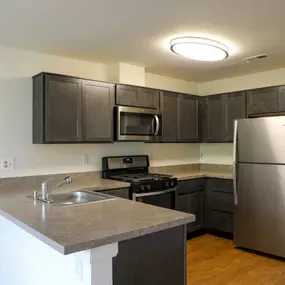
177,178,205,195
207,178,233,193
210,192,234,213
211,210,233,233
100,188,130,199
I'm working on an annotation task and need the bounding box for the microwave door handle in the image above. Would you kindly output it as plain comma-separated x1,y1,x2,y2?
152,116,155,134
154,115,160,136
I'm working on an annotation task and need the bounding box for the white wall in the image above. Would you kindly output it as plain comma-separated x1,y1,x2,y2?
0,46,200,178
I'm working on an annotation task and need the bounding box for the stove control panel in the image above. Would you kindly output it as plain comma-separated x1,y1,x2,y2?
133,178,177,193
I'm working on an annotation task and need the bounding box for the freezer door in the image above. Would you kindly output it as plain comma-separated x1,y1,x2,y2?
237,116,285,163
234,163,285,258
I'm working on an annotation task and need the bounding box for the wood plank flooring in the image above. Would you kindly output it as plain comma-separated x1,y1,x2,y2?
187,234,285,285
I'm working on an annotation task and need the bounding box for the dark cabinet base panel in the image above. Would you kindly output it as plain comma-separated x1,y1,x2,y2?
113,226,186,285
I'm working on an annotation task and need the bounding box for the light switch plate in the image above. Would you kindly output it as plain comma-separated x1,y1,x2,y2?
1,157,15,171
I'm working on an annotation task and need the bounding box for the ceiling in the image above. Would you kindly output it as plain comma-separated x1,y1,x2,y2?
1,0,285,82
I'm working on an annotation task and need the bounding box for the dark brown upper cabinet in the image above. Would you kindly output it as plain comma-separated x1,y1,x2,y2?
161,92,199,142
205,94,227,142
198,97,207,143
246,87,278,116
204,92,246,143
161,91,179,142
116,84,160,109
225,91,246,141
35,74,82,143
178,95,199,142
82,80,115,142
33,73,115,144
278,86,285,112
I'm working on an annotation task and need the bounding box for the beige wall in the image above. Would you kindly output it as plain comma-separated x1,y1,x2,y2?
198,67,285,96
0,46,200,178
146,73,198,94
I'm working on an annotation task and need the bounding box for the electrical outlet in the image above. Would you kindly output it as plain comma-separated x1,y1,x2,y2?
82,155,88,165
200,152,204,158
1,157,15,171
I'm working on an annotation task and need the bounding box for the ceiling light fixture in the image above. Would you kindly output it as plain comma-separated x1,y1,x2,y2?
170,37,229,61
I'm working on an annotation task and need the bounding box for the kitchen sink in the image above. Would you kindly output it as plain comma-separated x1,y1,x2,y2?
30,190,115,206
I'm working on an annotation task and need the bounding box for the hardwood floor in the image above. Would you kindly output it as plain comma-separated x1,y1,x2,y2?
187,234,285,285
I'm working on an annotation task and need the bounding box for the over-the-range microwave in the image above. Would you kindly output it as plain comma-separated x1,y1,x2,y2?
115,106,162,142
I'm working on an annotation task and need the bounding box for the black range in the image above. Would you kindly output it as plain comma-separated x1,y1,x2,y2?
102,155,177,210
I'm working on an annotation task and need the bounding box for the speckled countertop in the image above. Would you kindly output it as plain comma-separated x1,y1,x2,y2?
151,163,233,181
0,171,194,255
0,163,231,255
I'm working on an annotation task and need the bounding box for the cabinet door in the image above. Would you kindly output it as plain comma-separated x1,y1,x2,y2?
210,210,233,233
161,91,178,142
198,97,207,143
82,81,115,142
278,86,285,112
99,188,129,199
116,85,159,109
188,192,204,232
116,85,137,107
178,95,199,142
225,92,246,142
206,95,226,142
45,74,81,143
176,195,189,213
177,192,204,233
137,87,160,109
246,87,278,116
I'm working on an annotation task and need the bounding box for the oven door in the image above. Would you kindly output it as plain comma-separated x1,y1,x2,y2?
116,106,162,141
133,188,177,210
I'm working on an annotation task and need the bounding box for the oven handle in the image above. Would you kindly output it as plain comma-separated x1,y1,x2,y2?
154,115,160,136
133,188,176,200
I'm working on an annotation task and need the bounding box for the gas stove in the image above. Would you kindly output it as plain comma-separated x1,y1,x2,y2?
102,155,177,194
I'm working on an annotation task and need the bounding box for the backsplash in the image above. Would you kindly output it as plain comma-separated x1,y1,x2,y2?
0,143,200,178
200,143,233,165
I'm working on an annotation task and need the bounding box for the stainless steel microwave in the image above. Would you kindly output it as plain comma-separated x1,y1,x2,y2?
115,106,162,141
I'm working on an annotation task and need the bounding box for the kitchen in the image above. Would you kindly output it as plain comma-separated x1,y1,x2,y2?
1,0,285,284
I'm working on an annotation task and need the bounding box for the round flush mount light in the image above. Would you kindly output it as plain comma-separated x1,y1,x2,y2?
170,37,229,61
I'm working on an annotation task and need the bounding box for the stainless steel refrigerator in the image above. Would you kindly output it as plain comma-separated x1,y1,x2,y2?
233,116,285,258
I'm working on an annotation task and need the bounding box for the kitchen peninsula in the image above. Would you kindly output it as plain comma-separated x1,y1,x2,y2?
0,173,194,285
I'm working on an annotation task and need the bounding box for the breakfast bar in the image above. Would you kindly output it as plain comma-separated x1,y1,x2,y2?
0,181,194,285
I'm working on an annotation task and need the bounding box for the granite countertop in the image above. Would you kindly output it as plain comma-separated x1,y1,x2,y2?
150,164,233,181
172,170,233,180
0,178,194,255
0,163,231,256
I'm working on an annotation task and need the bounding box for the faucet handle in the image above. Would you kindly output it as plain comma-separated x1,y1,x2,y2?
64,176,72,184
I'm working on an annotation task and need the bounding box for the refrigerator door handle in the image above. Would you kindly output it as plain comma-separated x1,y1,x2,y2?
233,120,238,205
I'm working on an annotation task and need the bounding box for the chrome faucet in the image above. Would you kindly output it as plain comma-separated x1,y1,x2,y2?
37,176,72,203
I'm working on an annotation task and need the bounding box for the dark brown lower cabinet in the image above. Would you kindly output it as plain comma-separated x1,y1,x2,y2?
210,210,233,233
205,178,234,234
113,226,186,285
177,178,234,235
96,188,130,199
